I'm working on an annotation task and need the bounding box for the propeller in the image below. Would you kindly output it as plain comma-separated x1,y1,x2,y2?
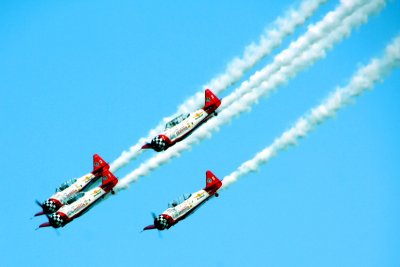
34,200,60,235
142,212,157,231
35,200,42,207
36,213,52,230
34,200,45,217
36,215,61,235
34,200,53,229
152,213,163,238
142,212,161,238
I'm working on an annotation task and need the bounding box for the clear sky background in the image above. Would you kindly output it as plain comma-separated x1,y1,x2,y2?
1,0,399,266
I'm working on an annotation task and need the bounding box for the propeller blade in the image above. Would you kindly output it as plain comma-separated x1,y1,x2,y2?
37,222,51,229
151,212,157,220
141,143,153,149
143,225,157,231
35,200,43,208
34,200,45,217
55,228,61,236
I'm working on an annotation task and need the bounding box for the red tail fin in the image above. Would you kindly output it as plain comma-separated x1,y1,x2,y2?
92,154,109,174
203,89,221,114
100,169,118,192
204,170,222,195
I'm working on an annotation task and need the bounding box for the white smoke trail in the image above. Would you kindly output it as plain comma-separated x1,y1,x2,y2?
114,0,385,191
222,35,400,189
177,0,329,113
221,0,368,109
109,0,327,172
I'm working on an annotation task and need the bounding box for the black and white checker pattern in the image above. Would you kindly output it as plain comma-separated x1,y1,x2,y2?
156,215,169,230
151,136,167,151
49,213,64,227
43,200,58,213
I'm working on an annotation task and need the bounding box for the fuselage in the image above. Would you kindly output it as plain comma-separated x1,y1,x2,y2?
143,89,221,152
149,109,214,152
143,170,222,232
166,109,211,143
156,189,213,230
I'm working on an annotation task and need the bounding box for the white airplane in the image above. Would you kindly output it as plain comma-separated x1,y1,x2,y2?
142,89,221,152
37,168,118,229
34,154,109,216
143,170,222,231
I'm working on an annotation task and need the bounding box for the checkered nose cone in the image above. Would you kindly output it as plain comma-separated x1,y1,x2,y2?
49,213,64,228
155,215,169,230
42,200,58,213
151,136,167,152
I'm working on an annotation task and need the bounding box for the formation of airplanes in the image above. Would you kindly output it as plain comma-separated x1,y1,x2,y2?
35,154,118,228
34,89,222,230
35,154,109,217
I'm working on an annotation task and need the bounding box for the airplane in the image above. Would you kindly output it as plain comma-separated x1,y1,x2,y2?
142,89,221,152
37,168,118,229
143,170,222,231
34,154,109,216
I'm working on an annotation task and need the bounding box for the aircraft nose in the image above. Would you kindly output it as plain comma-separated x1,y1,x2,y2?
42,200,58,213
49,213,64,228
151,136,168,152
38,213,64,229
154,215,169,230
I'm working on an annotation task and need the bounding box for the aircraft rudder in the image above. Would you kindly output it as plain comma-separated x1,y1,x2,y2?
203,89,221,114
100,169,118,192
93,154,109,173
204,170,222,194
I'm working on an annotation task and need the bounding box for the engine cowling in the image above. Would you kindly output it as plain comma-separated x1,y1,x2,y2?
150,136,169,152
41,199,63,214
39,212,67,229
48,213,65,228
154,215,171,230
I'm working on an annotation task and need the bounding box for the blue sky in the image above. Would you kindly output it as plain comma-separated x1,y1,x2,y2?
1,1,399,266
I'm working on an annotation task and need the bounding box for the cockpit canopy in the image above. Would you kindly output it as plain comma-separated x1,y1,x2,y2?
168,193,192,208
56,178,77,192
165,114,190,130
